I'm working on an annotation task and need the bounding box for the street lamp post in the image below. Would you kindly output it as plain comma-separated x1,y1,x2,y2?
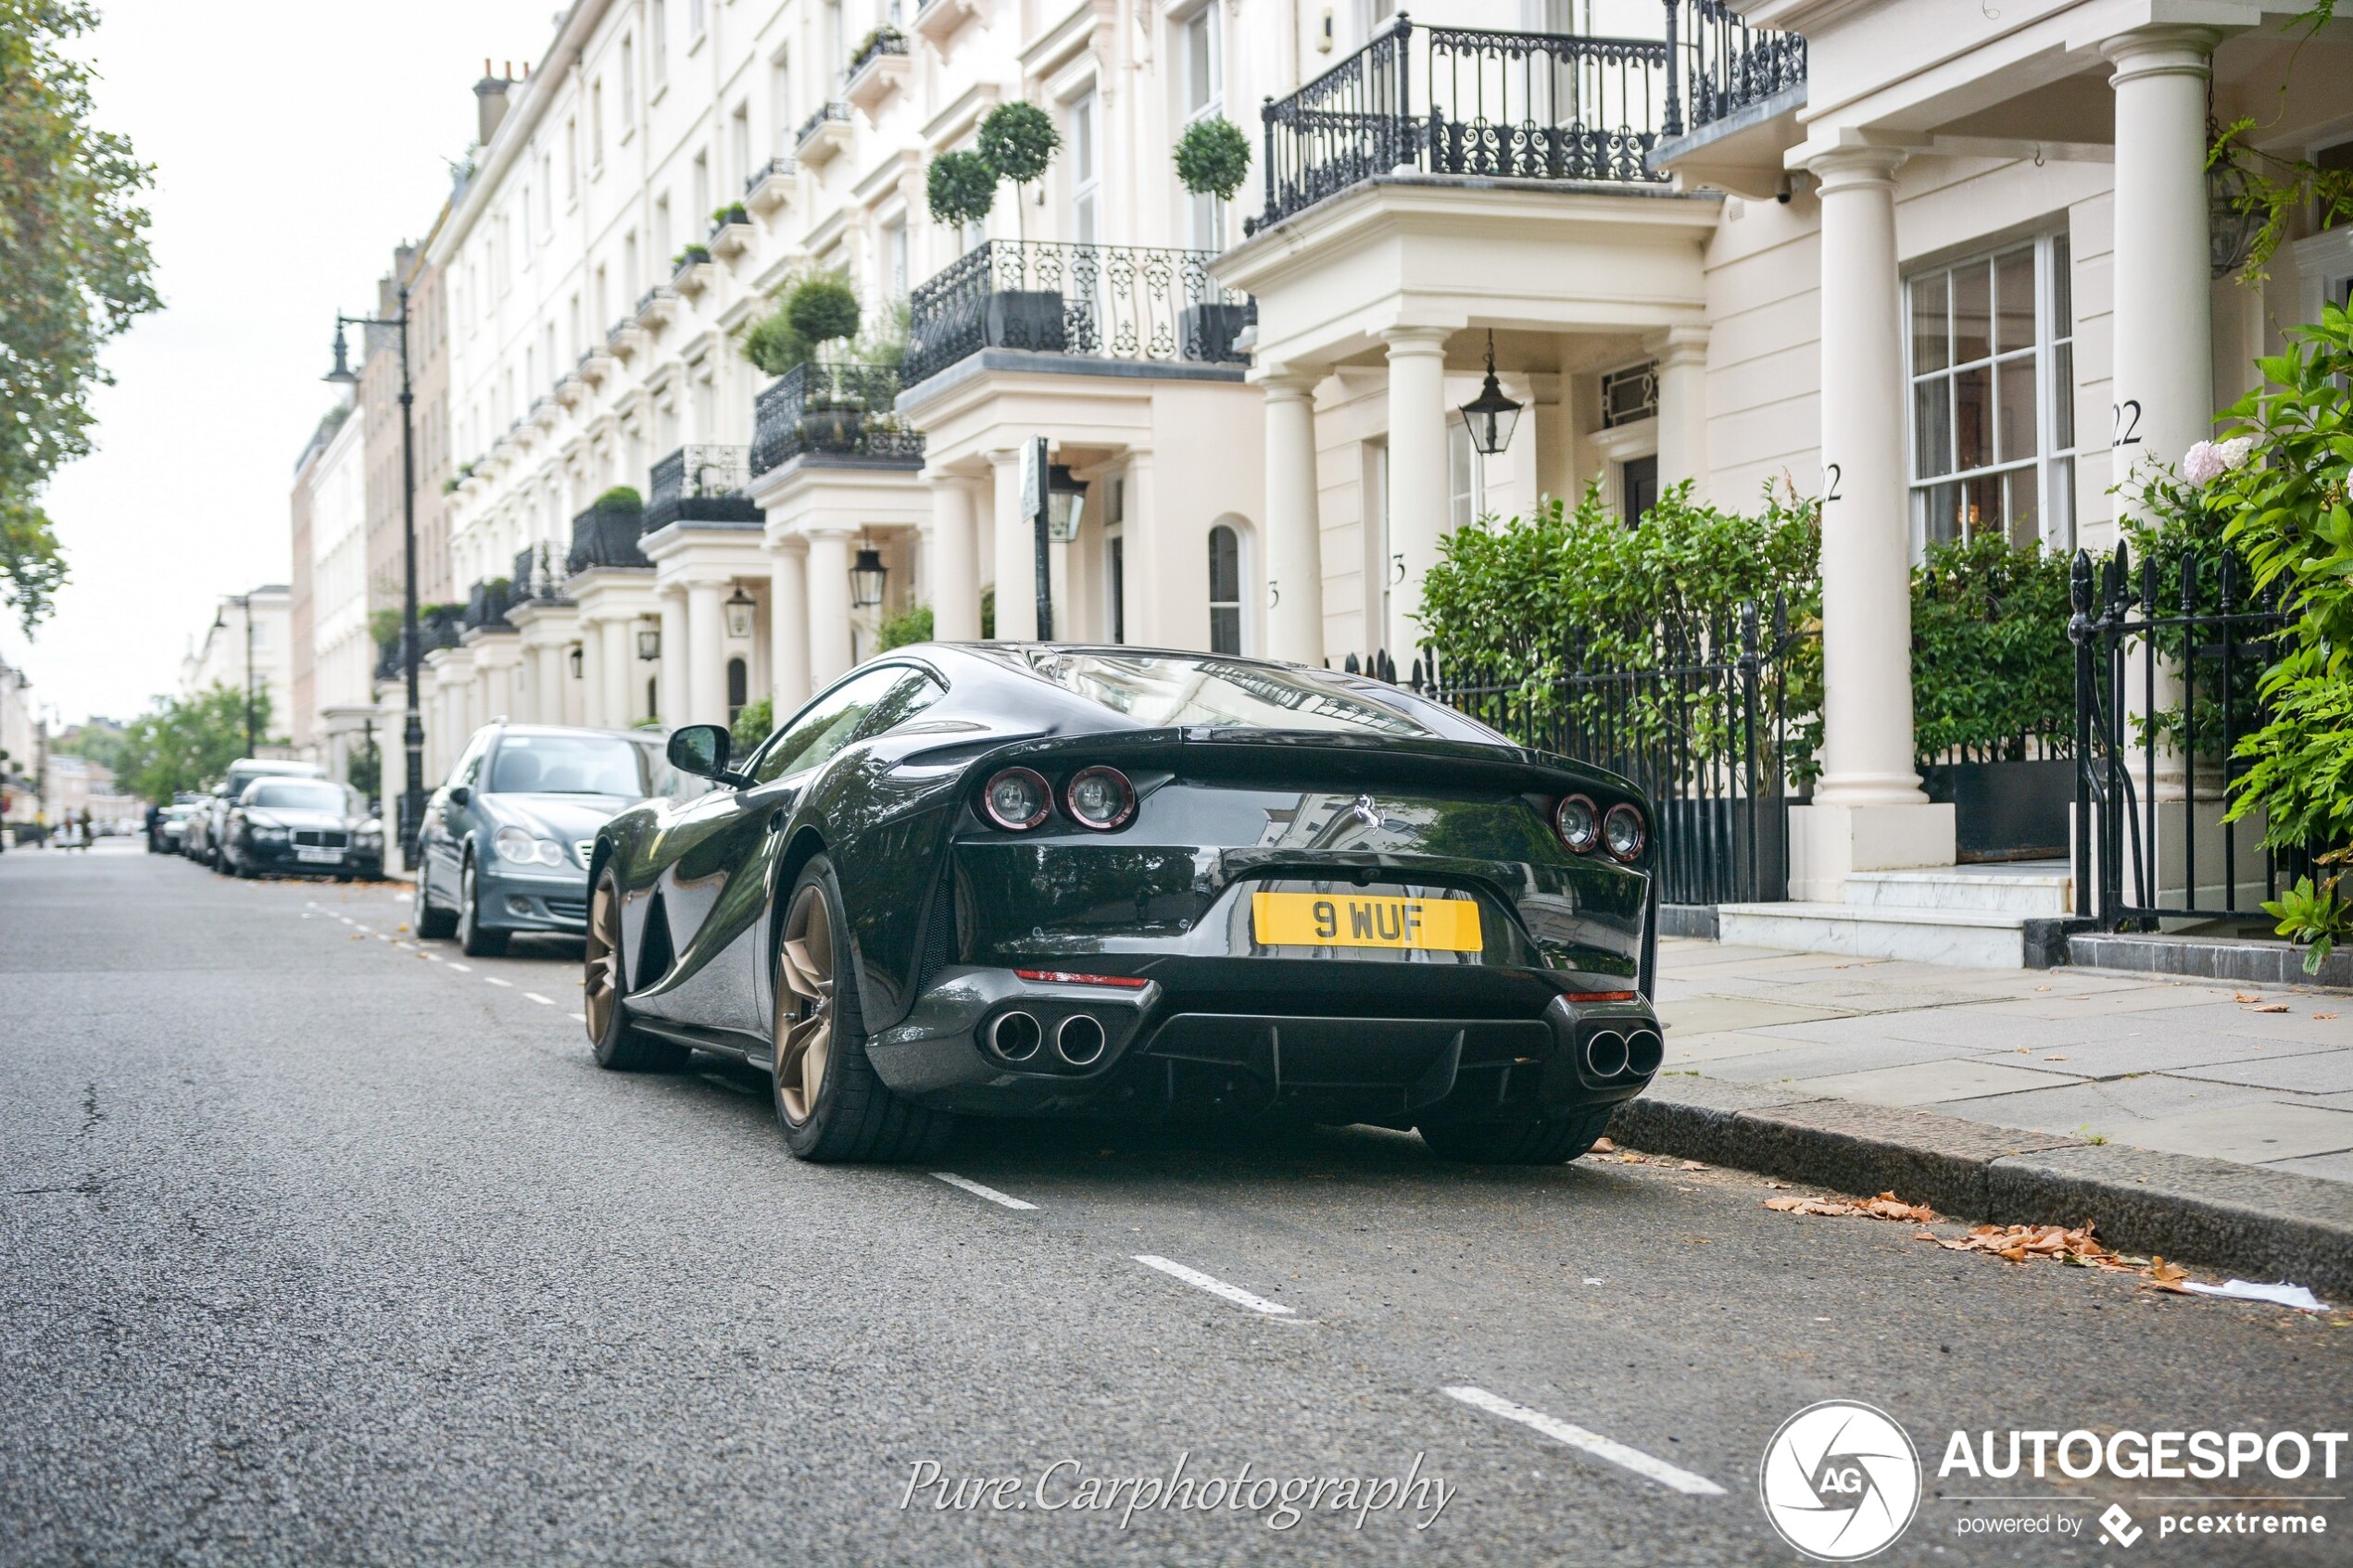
213,593,258,756
326,288,423,863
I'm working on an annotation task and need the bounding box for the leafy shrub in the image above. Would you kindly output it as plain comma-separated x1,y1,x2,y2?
594,484,642,510
672,244,711,271
878,603,934,651
1175,117,1252,202
927,149,997,228
978,102,1058,184
710,202,749,229
1909,535,2074,760
786,275,861,345
731,695,774,753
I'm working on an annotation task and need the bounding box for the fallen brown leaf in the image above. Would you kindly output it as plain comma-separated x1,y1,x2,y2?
1764,1191,1939,1223
2250,1003,2291,1014
1678,1160,1705,1172
1923,1220,2199,1290
2317,1013,2339,1021
2233,992,2263,1004
1591,1136,1617,1153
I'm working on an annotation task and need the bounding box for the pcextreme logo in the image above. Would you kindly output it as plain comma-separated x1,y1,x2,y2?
1759,1400,1924,1562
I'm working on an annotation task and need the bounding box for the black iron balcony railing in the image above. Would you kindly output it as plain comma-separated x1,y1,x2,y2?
645,445,761,533
744,156,796,194
849,26,908,78
568,495,651,574
751,362,925,477
904,240,1252,387
511,542,569,605
461,577,515,633
796,102,852,146
1248,5,1804,233
1669,0,1806,135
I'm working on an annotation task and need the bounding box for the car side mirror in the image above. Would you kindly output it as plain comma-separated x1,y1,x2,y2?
447,785,471,808
667,723,742,784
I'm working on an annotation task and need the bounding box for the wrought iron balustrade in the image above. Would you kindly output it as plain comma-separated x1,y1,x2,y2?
1667,0,1806,135
849,27,908,77
645,445,761,533
568,496,650,573
511,542,569,605
797,102,852,145
744,156,796,193
904,239,1251,386
751,362,924,476
460,578,514,633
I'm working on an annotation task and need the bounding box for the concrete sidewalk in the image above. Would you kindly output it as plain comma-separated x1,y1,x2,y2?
1607,938,2353,1295
1652,937,2353,1183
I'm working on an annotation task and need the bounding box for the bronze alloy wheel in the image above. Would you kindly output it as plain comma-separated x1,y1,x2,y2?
772,882,835,1127
585,873,623,1044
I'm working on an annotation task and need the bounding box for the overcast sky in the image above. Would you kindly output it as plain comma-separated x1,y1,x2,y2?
0,0,564,728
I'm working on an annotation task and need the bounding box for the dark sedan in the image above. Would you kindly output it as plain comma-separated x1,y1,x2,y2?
584,645,1662,1167
220,778,384,881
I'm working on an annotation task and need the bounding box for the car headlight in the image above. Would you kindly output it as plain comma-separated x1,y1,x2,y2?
494,825,566,866
253,826,289,843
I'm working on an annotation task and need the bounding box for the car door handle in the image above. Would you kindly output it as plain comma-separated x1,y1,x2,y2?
768,809,785,834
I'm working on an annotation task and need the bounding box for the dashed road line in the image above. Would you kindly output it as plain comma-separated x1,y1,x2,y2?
447,962,471,972
930,1173,1038,1210
568,1011,585,1022
484,976,512,988
1441,1386,1724,1496
522,992,554,1005
1134,1255,1295,1317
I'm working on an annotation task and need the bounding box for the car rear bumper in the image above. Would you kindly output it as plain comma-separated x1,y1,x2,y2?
866,962,1659,1124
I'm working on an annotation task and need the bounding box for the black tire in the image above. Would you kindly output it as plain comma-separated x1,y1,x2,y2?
771,855,952,1164
585,869,686,1072
458,855,510,957
412,860,457,939
1416,1106,1616,1165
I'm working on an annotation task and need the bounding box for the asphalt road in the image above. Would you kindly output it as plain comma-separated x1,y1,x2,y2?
4,843,2347,1566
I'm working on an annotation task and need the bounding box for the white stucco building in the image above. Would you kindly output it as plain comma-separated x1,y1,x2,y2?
182,583,296,751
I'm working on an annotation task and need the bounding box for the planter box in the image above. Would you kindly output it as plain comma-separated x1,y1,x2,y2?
1919,759,2072,862
985,291,1067,355
798,405,866,453
1182,301,1252,363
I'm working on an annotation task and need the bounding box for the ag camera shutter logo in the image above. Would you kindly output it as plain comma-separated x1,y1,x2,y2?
1759,1400,1922,1561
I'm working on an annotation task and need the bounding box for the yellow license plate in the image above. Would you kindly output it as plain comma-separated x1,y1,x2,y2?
1251,891,1483,951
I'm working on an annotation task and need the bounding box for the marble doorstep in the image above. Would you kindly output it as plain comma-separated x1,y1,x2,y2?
1716,902,2030,969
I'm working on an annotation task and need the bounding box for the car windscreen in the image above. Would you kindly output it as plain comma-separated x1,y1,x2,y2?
1025,652,1432,736
486,733,649,797
245,781,348,813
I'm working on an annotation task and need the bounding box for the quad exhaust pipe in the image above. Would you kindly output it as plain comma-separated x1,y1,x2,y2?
1583,1029,1629,1079
1054,1013,1107,1068
1581,1025,1664,1081
1625,1028,1664,1076
988,1010,1042,1062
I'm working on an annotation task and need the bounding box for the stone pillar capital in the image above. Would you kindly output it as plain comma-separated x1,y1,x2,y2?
1804,144,1908,193
2100,24,2219,82
1253,364,1327,399
1378,324,1452,356
1644,323,1711,368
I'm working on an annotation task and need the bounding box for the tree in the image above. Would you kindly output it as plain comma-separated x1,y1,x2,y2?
113,684,272,802
1175,117,1252,203
0,1,161,635
925,149,996,230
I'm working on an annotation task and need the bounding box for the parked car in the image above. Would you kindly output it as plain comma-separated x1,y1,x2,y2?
583,646,1664,1166
413,722,690,957
187,759,324,868
149,802,199,853
219,778,384,881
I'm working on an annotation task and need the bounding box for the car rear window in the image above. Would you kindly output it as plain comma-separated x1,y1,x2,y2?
245,781,348,812
1022,652,1432,736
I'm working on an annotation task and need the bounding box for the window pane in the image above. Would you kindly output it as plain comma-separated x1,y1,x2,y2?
1952,259,1992,364
1920,482,1962,548
1208,524,1240,602
1961,473,1998,542
2002,467,2039,548
1996,356,2037,463
1209,606,1242,656
1912,377,1953,479
1909,273,1948,373
2052,233,2072,335
1995,248,2035,354
2051,340,2074,450
1953,363,1991,471
2050,454,2075,552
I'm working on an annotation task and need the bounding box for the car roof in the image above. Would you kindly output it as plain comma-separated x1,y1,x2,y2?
487,724,655,742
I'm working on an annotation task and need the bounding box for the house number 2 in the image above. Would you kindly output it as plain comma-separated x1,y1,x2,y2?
2111,399,2143,446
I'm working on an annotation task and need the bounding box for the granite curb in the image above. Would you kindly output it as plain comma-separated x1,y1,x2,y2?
1607,1077,2353,1298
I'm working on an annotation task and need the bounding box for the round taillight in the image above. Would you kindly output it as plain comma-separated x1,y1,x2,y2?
1064,766,1135,831
981,767,1051,831
1555,795,1599,854
1603,802,1646,862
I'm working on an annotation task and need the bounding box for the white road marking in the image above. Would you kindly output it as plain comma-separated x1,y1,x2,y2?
930,1173,1038,1210
447,962,471,972
569,1011,585,1022
522,992,554,1005
484,976,512,988
422,953,442,962
1441,1386,1725,1496
353,924,371,935
1133,1255,1294,1316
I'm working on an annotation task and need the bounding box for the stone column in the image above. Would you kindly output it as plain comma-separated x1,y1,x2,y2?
578,621,604,730
928,476,981,642
1260,367,1327,666
988,449,1035,640
1651,325,1711,505
686,579,727,727
601,616,635,730
2105,26,2219,482
769,541,811,712
805,528,854,690
657,592,687,725
1790,144,1953,898
1379,326,1451,659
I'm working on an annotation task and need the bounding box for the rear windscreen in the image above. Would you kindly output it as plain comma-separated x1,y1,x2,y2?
1025,652,1431,737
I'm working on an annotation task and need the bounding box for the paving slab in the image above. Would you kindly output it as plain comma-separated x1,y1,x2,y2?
1660,1030,1836,1068
2100,1101,2353,1165
1937,1076,2291,1139
1698,1036,1978,1086
1654,995,1861,1035
1960,1028,2338,1080
2267,1149,2353,1183
1966,984,2249,1018
2174,1047,2353,1094
1778,1057,2084,1108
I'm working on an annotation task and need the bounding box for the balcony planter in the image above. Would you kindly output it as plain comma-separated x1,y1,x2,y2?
1919,759,2073,862
985,291,1067,354
799,404,867,451
1180,301,1253,363
673,259,721,298
711,218,758,259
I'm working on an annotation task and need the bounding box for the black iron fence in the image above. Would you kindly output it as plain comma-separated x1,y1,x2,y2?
2070,541,2293,928
904,240,1250,385
645,445,761,532
1667,0,1807,136
512,542,568,604
1349,597,1809,906
796,102,851,147
568,495,650,573
751,361,925,476
849,26,907,77
460,577,513,634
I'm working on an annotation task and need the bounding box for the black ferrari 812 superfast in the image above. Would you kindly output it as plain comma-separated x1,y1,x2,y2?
585,645,1663,1164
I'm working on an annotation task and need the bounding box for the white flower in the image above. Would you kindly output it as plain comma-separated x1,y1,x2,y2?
2216,435,2256,471
2183,441,2226,485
